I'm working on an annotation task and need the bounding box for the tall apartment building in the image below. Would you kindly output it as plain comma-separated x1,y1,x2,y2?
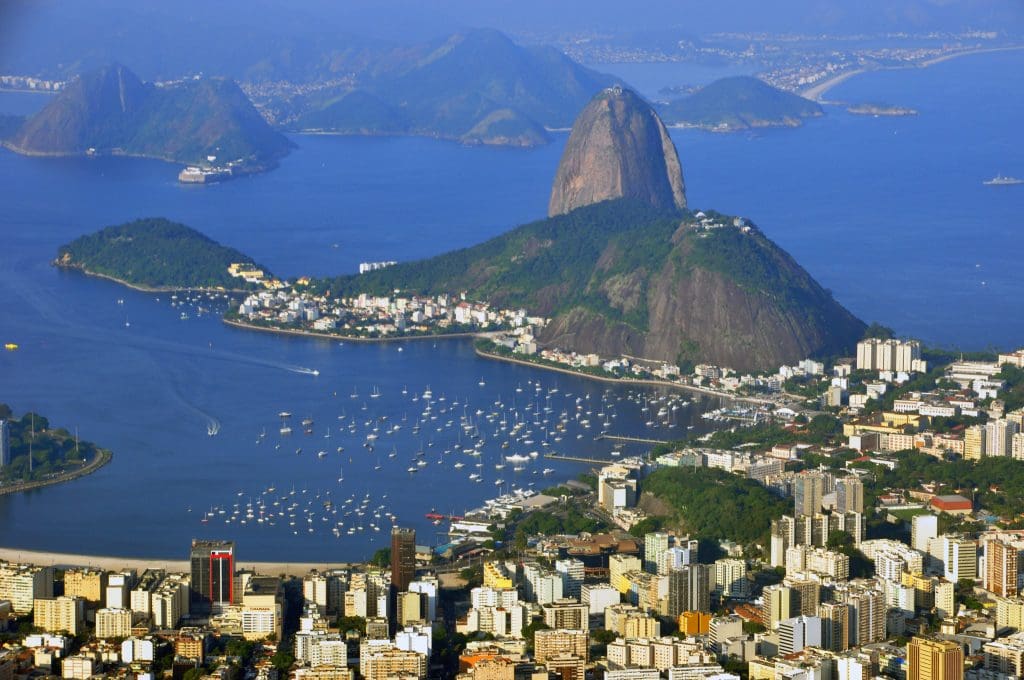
189,539,234,614
667,564,710,616
95,608,132,639
534,629,588,663
390,527,416,593
986,420,1020,457
907,637,964,680
794,471,826,517
819,602,850,652
964,426,986,461
836,477,865,513
0,562,54,614
63,569,107,605
984,538,1020,598
33,596,85,635
843,586,886,646
713,558,748,599
856,338,922,372
762,585,794,631
360,646,427,680
543,599,589,631
555,559,585,600
912,515,939,553
644,533,670,574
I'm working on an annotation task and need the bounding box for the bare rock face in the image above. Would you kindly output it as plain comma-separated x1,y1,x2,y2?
548,86,686,217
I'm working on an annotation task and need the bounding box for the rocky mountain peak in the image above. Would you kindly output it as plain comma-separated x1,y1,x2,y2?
548,86,686,217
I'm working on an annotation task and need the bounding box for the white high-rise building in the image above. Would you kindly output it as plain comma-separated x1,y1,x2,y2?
912,515,939,553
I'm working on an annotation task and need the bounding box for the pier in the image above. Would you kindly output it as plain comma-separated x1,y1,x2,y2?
544,452,639,464
595,434,673,445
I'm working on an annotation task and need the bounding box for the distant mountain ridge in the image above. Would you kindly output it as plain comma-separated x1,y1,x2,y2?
291,29,618,147
659,76,823,131
4,64,292,169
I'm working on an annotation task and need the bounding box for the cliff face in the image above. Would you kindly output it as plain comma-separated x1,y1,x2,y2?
549,86,686,217
539,222,864,372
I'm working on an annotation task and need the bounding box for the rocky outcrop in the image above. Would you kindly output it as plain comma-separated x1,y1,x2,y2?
548,86,686,217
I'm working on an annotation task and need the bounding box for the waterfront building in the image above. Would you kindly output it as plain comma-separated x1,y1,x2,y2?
0,562,54,614
63,568,107,606
189,539,235,614
391,527,416,592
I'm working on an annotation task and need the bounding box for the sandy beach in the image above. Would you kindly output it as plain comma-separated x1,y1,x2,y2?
801,45,1024,102
0,547,354,577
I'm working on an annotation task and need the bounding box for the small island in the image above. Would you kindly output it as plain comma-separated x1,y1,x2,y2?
0,404,112,494
658,76,824,131
55,218,278,292
847,103,918,117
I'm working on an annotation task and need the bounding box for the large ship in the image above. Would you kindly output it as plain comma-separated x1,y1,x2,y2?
983,174,1024,186
178,165,234,184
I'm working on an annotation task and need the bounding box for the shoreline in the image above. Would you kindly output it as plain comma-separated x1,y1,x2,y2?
55,263,256,294
0,449,112,497
801,45,1024,102
473,347,771,405
222,317,488,344
0,547,355,577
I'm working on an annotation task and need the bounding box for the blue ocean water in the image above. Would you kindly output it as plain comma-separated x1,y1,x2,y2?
0,50,1020,561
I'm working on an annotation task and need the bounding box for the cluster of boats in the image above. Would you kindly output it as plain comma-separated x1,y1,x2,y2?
195,378,708,542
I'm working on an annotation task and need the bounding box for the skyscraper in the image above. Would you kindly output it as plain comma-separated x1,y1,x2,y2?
190,539,235,614
391,527,416,592
836,477,865,514
644,532,669,574
908,637,964,680
667,564,710,616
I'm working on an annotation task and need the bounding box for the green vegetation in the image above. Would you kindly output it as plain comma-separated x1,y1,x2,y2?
0,404,107,483
294,29,614,145
370,548,391,568
57,218,269,290
858,450,1024,521
8,64,291,166
659,76,822,130
642,467,789,544
327,200,680,331
998,365,1024,412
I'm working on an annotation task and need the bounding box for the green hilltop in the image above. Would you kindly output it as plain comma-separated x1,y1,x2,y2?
659,76,823,130
56,218,270,291
324,199,864,372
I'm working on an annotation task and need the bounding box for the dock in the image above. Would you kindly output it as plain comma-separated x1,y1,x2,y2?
595,434,673,445
544,452,637,465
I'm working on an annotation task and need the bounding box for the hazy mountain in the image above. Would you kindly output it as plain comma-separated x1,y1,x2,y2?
659,77,824,131
4,64,292,169
293,29,617,146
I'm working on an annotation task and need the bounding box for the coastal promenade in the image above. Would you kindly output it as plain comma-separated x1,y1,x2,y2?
0,449,112,497
0,547,354,577
474,347,772,406
223,317,493,344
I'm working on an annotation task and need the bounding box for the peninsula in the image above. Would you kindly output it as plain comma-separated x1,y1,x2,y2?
3,63,292,176
55,218,277,292
0,404,112,494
